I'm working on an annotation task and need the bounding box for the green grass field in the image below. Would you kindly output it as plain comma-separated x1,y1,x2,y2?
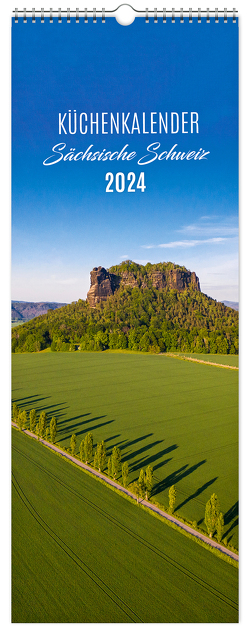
171,353,239,367
12,429,238,623
12,351,238,547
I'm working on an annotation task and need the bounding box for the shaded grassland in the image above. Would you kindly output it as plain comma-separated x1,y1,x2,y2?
12,430,238,623
12,351,238,546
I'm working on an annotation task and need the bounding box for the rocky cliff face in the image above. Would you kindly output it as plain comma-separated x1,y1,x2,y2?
86,267,119,307
87,263,200,308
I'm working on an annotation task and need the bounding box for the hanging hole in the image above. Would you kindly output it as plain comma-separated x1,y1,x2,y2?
115,4,136,26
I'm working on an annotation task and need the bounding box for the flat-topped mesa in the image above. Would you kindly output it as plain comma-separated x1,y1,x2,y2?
87,262,200,308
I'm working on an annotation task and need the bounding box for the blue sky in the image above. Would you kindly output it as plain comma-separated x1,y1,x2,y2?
12,17,238,302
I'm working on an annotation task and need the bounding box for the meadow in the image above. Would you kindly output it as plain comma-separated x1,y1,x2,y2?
12,351,238,546
12,429,238,623
171,353,239,367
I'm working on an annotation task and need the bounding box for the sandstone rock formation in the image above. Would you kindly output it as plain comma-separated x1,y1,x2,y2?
86,267,119,307
87,262,200,308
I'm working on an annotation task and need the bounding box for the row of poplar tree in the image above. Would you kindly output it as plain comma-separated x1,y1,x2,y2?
12,403,57,442
166,486,225,543
68,430,154,498
205,493,225,543
12,402,154,499
12,403,226,542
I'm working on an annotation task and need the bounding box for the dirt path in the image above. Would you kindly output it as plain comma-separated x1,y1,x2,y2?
161,352,238,370
12,423,239,563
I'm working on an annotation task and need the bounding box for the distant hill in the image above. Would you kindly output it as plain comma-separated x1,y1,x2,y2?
12,301,67,323
222,301,239,312
12,261,239,355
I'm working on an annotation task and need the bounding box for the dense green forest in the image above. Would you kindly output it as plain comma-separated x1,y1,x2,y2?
12,268,238,354
108,260,188,275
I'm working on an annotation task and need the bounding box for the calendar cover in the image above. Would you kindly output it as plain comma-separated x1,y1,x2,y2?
12,12,238,623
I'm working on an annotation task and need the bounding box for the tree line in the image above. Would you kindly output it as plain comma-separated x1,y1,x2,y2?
12,403,228,547
12,403,153,495
12,403,57,442
67,432,155,498
167,485,226,546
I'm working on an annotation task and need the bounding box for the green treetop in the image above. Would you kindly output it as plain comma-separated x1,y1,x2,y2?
111,446,121,480
12,403,19,423
205,493,221,538
29,409,37,432
168,485,176,514
70,433,77,456
138,469,146,499
49,416,57,444
96,440,106,472
122,461,129,488
145,465,153,500
84,432,93,464
38,411,47,439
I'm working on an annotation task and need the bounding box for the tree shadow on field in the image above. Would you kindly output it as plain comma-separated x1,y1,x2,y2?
59,413,91,427
12,396,68,422
153,445,178,470
105,435,121,451
153,458,173,471
224,501,239,525
131,444,178,473
105,434,120,443
42,404,67,419
59,416,115,443
12,395,53,410
152,460,206,496
60,415,107,435
223,501,239,539
175,477,218,512
12,394,41,401
119,434,153,453
123,439,164,464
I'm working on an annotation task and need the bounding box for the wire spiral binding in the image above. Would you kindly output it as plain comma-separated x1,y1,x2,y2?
14,8,238,24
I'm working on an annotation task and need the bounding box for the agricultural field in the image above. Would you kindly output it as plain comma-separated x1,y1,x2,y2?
12,429,238,623
171,353,239,368
11,320,25,327
12,351,238,547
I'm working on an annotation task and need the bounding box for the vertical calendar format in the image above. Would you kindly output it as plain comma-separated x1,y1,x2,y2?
12,11,238,624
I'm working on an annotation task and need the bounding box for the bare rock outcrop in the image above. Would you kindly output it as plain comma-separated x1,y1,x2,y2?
87,263,200,307
149,269,200,291
86,267,119,307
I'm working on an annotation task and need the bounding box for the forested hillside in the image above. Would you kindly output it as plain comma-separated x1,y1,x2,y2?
12,301,66,323
12,265,238,354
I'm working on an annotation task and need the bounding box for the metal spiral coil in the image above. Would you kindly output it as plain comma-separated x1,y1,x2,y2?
14,8,238,24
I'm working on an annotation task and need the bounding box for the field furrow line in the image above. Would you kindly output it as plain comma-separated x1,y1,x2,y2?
12,470,144,623
13,443,238,612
